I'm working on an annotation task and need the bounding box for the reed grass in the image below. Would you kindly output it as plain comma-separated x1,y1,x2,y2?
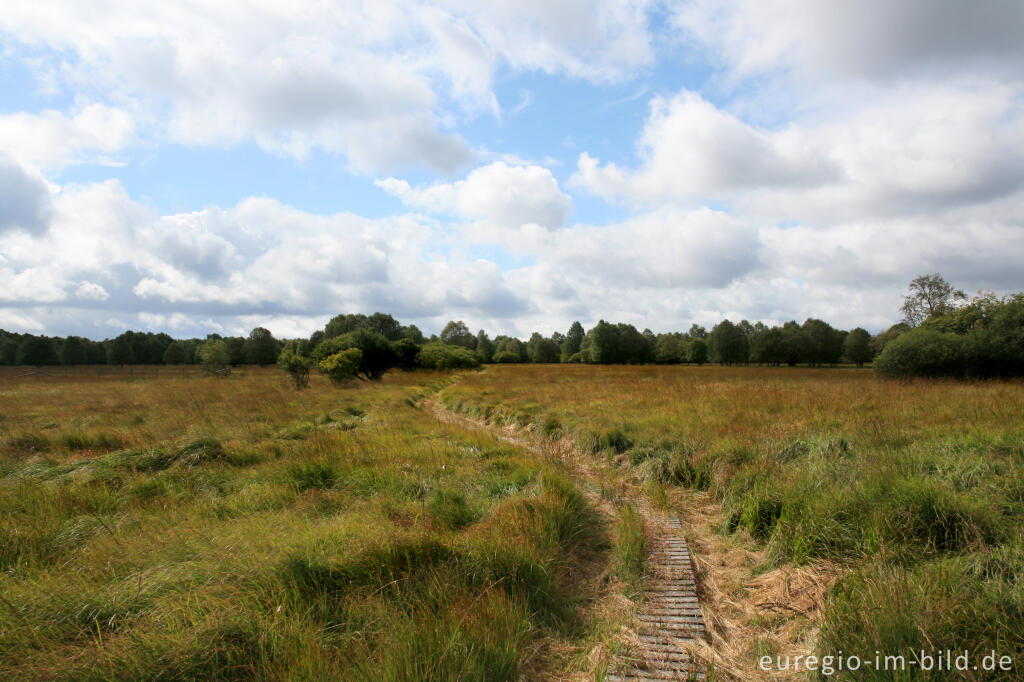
0,369,623,679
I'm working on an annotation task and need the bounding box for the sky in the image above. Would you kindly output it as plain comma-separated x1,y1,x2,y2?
1,0,1023,340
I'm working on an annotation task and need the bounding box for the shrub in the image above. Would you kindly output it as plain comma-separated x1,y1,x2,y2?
277,350,313,389
416,342,481,370
874,328,968,378
318,348,362,384
312,329,399,380
199,340,231,375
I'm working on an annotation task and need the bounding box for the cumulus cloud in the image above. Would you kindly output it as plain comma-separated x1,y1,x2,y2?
0,155,53,234
574,84,1024,225
672,0,1024,83
0,104,135,171
0,0,654,172
573,90,838,202
378,161,572,228
1,174,1020,339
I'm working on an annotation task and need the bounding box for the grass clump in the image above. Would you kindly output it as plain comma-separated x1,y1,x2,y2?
288,462,338,491
600,427,633,454
614,503,645,592
427,488,478,530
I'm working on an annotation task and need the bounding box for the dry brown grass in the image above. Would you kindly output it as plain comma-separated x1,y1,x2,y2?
0,368,635,680
441,364,1024,680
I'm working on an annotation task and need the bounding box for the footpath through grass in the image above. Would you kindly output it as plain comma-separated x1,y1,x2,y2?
0,369,631,679
442,364,1024,679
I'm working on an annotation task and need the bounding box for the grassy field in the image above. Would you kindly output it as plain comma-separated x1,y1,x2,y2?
0,368,639,680
442,364,1024,679
4,364,1021,680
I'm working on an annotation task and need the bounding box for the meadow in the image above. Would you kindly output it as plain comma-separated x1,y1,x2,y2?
0,368,641,680
3,364,1022,680
442,364,1024,679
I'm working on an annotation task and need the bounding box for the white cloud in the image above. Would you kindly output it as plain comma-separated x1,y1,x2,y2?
672,0,1024,84
0,154,53,234
74,282,109,301
0,104,135,171
0,0,654,172
573,84,1024,226
572,90,837,203
0,175,1019,339
378,161,572,229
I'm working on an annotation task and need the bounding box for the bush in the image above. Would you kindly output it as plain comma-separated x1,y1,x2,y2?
416,342,481,370
277,350,313,388
874,328,969,378
491,351,522,364
312,329,399,380
318,348,362,384
199,340,231,375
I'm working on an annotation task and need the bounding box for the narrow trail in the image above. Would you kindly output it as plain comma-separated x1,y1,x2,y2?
426,395,707,680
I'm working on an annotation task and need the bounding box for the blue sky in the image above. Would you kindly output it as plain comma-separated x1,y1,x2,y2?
1,1,1023,340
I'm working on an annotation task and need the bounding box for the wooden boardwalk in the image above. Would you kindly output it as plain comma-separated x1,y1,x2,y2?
427,399,708,680
608,517,706,681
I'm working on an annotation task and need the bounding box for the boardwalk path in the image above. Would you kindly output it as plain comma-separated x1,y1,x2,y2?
610,515,705,680
427,398,706,680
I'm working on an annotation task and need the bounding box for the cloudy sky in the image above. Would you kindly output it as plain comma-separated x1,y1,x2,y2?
2,0,1023,340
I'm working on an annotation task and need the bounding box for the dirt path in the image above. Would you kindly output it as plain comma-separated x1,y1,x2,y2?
427,396,708,680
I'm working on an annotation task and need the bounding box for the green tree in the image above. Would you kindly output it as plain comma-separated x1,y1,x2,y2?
277,350,313,388
561,321,584,360
843,328,873,366
244,326,279,365
416,343,481,369
708,320,748,365
367,313,402,340
224,337,246,365
871,323,910,357
780,321,810,365
801,318,843,366
59,336,89,365
686,337,708,365
440,320,476,349
654,333,682,363
199,339,231,374
393,337,421,370
400,324,426,344
493,336,526,362
749,327,785,365
318,348,362,384
17,336,58,366
324,313,369,339
584,320,621,363
162,341,188,365
527,333,560,363
0,338,17,365
475,330,494,363
312,329,399,380
105,334,135,365
900,273,967,326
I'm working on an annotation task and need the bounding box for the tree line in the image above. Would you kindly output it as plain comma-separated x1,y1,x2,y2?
0,328,281,368
0,313,877,372
4,275,1019,380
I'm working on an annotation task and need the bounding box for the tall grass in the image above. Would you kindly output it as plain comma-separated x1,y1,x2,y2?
0,369,623,679
442,364,1024,676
